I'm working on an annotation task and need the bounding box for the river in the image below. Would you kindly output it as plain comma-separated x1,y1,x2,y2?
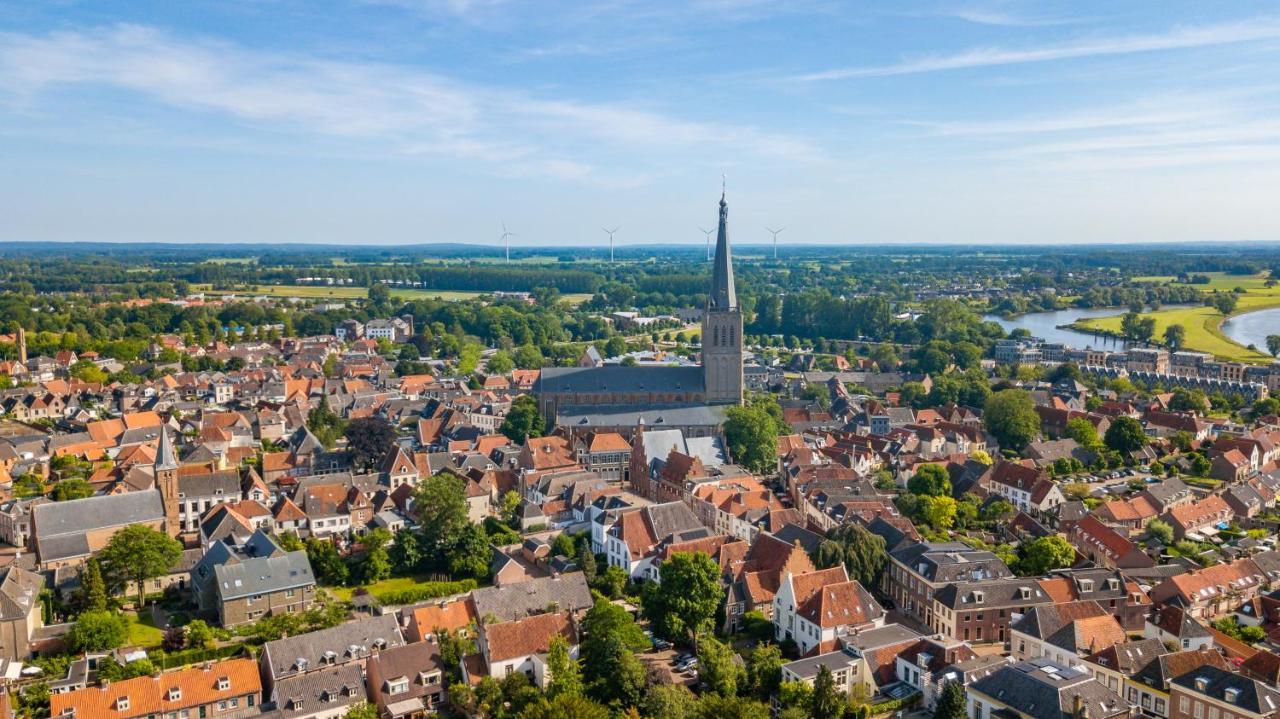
983,307,1138,350
1221,306,1280,352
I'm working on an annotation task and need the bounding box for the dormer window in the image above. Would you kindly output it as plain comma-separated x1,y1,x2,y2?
167,687,181,702
116,697,130,711
217,677,230,691
388,678,409,695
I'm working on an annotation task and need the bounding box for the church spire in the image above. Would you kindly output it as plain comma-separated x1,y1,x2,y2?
155,427,179,472
709,187,737,311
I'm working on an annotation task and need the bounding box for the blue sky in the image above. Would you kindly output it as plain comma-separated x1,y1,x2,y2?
3,1,1280,246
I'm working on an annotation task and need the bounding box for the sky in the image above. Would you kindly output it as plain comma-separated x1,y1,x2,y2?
3,1,1280,247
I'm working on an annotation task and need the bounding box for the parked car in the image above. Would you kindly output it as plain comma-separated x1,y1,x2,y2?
652,638,671,651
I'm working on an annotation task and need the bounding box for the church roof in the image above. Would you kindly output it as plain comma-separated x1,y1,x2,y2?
556,403,728,429
709,188,737,311
538,365,704,394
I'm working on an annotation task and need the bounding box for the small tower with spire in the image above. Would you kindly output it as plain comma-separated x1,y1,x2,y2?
154,427,182,537
702,185,744,405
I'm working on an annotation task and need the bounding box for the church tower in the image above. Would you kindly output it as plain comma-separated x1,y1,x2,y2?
703,188,744,405
154,427,182,537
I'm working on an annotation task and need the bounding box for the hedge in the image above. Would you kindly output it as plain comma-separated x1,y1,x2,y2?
374,579,477,606
867,692,922,717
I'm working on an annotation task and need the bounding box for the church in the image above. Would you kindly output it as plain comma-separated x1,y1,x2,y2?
536,190,745,438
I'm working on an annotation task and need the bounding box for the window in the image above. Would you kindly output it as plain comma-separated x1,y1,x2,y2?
117,697,131,711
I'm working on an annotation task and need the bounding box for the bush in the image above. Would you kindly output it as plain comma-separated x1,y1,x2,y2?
375,579,477,606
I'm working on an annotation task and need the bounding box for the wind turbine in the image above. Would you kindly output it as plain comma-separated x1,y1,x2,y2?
500,222,517,263
766,226,785,260
699,227,714,261
602,226,620,263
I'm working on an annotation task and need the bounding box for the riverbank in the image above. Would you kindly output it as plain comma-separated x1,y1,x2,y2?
1070,301,1280,364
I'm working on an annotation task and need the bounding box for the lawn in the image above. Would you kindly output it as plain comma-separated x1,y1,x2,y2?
1074,273,1280,363
326,575,434,602
125,610,165,648
194,284,590,305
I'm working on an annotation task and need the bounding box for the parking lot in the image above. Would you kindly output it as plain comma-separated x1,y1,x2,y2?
641,644,699,686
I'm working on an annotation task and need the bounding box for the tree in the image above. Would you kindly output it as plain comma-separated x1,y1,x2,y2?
580,599,649,656
1164,324,1187,349
69,359,108,384
723,396,785,475
907,463,951,496
1268,335,1280,358
694,695,770,719
1064,417,1100,449
520,695,610,719
643,552,722,642
1018,536,1076,576
643,685,698,719
984,389,1041,451
185,619,216,650
1210,292,1238,315
1104,416,1148,455
545,634,583,699
920,495,958,532
499,490,522,525
67,610,127,652
936,680,968,719
358,528,393,584
389,528,422,575
698,635,746,697
447,523,492,581
77,558,108,613
344,701,380,719
1169,388,1209,415
746,643,783,698
306,538,350,585
51,478,95,501
500,394,545,444
486,350,514,375
810,665,844,719
413,472,470,559
816,523,887,588
344,417,396,471
585,635,646,712
513,344,544,370
1145,519,1174,546
98,524,182,608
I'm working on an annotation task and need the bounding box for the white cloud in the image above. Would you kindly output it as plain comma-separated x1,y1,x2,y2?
796,17,1280,81
0,24,823,183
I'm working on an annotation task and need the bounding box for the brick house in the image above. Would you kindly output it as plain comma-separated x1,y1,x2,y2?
51,657,262,719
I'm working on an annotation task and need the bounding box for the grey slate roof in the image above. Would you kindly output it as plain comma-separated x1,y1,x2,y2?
970,658,1129,719
537,365,704,394
179,469,241,498
33,490,164,539
556,403,728,429
214,549,314,601
1171,665,1280,715
271,663,366,717
470,573,593,623
889,542,1013,583
0,566,43,621
262,614,404,681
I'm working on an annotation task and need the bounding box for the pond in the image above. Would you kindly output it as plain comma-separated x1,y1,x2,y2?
1221,306,1280,353
983,307,1136,350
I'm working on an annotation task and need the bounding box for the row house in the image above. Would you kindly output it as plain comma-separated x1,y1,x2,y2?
723,531,817,631
968,659,1130,719
1039,567,1151,632
1170,666,1280,719
1010,600,1127,667
465,611,578,689
571,431,632,483
883,542,1013,628
50,657,262,719
1148,556,1270,619
1067,516,1156,570
930,577,1052,645
603,501,705,581
1096,496,1160,535
1163,494,1234,540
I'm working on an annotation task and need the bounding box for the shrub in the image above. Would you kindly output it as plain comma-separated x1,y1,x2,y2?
375,579,477,606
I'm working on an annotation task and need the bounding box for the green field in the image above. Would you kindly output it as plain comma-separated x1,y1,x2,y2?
125,611,165,648
194,284,591,305
326,575,434,602
1075,272,1280,363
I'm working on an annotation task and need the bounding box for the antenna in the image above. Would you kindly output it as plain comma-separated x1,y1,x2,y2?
699,227,714,261
766,227,785,260
500,222,517,263
602,226,620,263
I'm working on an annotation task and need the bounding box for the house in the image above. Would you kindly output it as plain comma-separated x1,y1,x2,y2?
984,461,1066,515
780,648,868,698
1128,649,1231,719
259,615,405,697
1038,568,1151,633
0,566,44,660
210,546,315,627
1148,557,1267,619
883,542,1012,628
1010,600,1126,666
271,662,366,719
1211,449,1252,483
930,578,1052,645
1162,495,1233,540
365,642,448,719
467,611,577,688
968,658,1131,719
604,501,706,580
1067,516,1155,570
50,657,262,719
1095,496,1160,534
772,565,885,656
1169,665,1280,719
894,636,997,711
1139,478,1195,514
1143,606,1213,651
1081,638,1165,699
469,573,593,623
404,598,478,643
